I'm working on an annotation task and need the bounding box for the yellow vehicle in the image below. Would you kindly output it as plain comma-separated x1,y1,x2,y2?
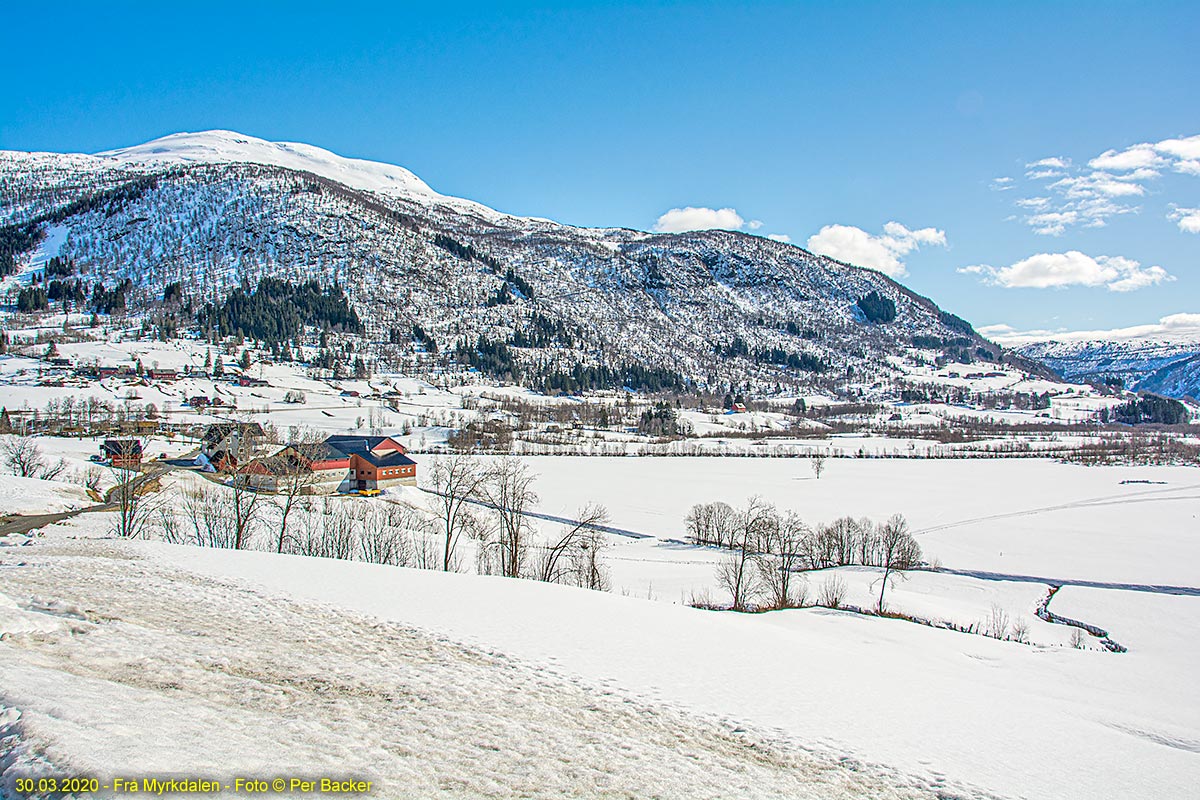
357,489,382,497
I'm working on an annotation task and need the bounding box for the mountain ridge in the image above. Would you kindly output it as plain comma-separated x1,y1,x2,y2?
1,130,1033,393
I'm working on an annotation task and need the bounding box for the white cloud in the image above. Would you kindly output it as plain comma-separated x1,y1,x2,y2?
767,233,791,243
1014,133,1200,234
980,313,1200,346
990,177,1014,191
1053,173,1146,198
746,219,764,230
1027,157,1070,169
1025,211,1077,236
960,250,1172,292
1088,143,1165,172
652,206,746,233
806,221,947,278
1169,206,1200,234
1155,135,1200,161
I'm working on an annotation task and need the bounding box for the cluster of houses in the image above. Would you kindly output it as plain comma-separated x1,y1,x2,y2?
62,359,271,388
199,423,418,494
942,370,1007,380
96,424,418,496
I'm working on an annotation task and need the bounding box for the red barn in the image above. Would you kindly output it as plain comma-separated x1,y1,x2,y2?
101,439,143,469
349,451,417,491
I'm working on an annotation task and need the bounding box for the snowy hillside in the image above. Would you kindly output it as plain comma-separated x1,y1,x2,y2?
1017,338,1200,399
0,130,1030,391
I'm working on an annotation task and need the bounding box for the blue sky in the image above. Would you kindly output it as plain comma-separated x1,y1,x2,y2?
2,1,1197,340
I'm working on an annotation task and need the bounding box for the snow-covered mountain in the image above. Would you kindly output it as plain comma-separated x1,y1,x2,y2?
97,131,507,220
1,130,1025,389
1016,337,1200,399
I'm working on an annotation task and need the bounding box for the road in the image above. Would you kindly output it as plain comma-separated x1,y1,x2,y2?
0,462,173,537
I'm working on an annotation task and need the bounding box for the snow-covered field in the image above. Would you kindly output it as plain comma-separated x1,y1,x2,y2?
0,449,1197,799
0,474,91,515
511,456,1200,588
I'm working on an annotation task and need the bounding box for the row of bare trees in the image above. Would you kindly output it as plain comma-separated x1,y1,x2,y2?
691,498,921,612
426,455,612,589
135,452,613,592
160,486,443,568
687,502,920,570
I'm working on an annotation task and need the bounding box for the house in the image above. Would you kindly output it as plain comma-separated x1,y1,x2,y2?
238,376,269,388
147,368,178,381
241,452,311,492
323,435,416,491
273,441,356,493
730,402,747,413
201,422,266,471
348,450,417,491
49,357,71,368
101,439,143,469
188,396,211,409
243,435,415,493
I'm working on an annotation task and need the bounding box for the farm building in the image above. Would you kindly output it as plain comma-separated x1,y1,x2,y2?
101,439,143,469
324,435,416,491
348,450,417,491
201,422,266,471
242,435,416,493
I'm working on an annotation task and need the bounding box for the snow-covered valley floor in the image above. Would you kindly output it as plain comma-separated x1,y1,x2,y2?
1,452,1198,799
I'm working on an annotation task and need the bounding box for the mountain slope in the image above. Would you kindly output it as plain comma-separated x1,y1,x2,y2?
1,131,1015,391
1016,338,1200,399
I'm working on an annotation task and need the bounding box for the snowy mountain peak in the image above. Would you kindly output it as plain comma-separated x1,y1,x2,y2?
95,129,490,212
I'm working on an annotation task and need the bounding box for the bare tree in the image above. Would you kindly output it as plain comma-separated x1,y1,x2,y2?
571,526,612,591
538,502,610,584
81,466,104,493
2,436,45,477
228,436,268,550
272,430,324,553
319,498,358,560
481,457,539,578
816,517,861,568
358,503,423,566
426,454,487,572
818,574,847,608
987,603,1011,640
874,514,921,612
182,483,237,548
685,501,737,548
715,497,775,611
757,510,809,609
810,452,826,480
108,440,156,539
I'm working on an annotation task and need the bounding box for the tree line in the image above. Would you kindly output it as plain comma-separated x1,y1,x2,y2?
686,498,921,612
